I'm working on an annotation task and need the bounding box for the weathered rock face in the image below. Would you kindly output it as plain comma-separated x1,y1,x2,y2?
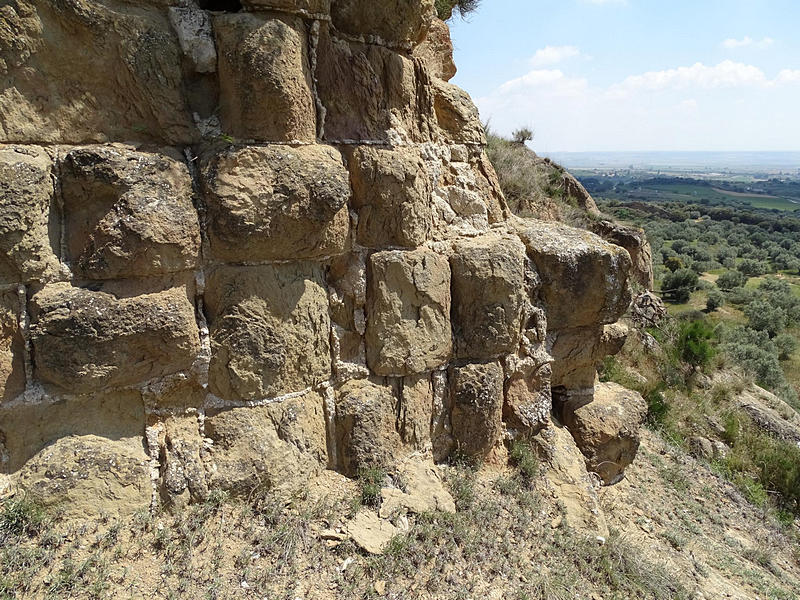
560,382,647,484
0,1,641,512
201,144,350,262
591,220,654,290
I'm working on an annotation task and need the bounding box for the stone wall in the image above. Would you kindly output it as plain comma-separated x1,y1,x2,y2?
0,0,634,515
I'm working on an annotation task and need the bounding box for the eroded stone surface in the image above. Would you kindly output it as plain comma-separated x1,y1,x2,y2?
214,12,315,142
14,435,151,519
204,391,327,495
561,382,647,485
450,361,503,459
349,146,432,249
0,288,24,403
450,234,528,359
205,264,331,402
366,249,451,376
202,145,350,262
331,0,435,46
517,220,632,330
0,145,59,284
61,145,200,280
0,0,195,144
334,379,403,476
29,284,200,393
317,26,434,142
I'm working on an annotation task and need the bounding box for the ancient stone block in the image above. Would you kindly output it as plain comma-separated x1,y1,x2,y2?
204,391,327,495
0,389,145,474
14,435,151,519
205,264,331,402
504,361,551,435
516,220,632,330
450,361,503,459
330,0,435,46
432,78,486,145
591,220,654,290
159,414,208,508
549,323,628,390
349,146,432,249
214,12,315,142
335,380,403,476
201,145,350,262
29,283,200,393
561,382,647,485
0,145,60,285
0,0,195,144
413,18,457,81
0,288,25,403
399,372,434,450
317,26,434,142
60,145,200,280
450,234,527,359
366,249,451,376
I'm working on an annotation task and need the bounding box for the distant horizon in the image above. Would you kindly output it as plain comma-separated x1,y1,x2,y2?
449,1,800,152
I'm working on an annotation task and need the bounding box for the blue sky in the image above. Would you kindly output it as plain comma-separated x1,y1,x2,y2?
448,0,800,152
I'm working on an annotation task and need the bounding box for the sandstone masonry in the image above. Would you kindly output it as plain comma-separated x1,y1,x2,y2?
0,0,638,515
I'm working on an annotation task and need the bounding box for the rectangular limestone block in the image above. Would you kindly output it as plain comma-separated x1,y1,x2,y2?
0,0,196,144
348,146,433,248
205,263,331,402
316,25,435,142
432,78,486,145
330,0,434,46
204,390,328,496
214,12,316,142
516,220,632,330
29,283,200,393
334,379,404,476
0,145,60,285
0,389,145,474
0,288,25,403
450,361,503,459
60,145,200,280
450,234,528,360
200,145,350,262
366,249,451,376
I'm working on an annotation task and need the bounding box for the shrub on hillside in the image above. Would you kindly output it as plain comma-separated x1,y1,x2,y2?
716,270,747,290
738,258,769,277
662,268,698,303
744,300,787,337
677,319,715,370
706,290,725,312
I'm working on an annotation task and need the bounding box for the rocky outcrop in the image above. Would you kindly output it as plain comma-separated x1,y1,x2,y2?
0,0,640,512
591,220,654,290
560,382,648,485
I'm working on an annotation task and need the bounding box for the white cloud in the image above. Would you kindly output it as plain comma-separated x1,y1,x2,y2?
722,36,774,49
610,61,768,96
529,45,581,67
496,69,588,97
776,69,800,84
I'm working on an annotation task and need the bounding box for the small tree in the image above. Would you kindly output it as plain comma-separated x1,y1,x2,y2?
664,256,684,272
774,333,798,360
678,319,715,371
512,127,533,145
662,268,698,303
706,290,725,312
